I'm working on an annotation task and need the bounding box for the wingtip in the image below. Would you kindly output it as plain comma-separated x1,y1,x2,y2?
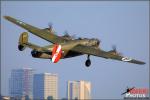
132,59,146,65
3,16,9,19
143,62,146,64
139,61,146,65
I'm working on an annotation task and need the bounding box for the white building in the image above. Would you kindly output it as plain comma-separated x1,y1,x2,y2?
67,80,91,99
33,73,58,99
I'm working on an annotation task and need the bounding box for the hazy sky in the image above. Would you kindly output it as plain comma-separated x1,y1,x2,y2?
1,1,149,99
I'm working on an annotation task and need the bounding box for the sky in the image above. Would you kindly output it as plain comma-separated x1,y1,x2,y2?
1,1,149,99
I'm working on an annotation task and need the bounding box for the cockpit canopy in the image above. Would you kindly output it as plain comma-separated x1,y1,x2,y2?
91,38,100,45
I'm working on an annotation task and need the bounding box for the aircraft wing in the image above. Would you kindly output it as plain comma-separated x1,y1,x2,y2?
4,16,65,44
71,45,145,65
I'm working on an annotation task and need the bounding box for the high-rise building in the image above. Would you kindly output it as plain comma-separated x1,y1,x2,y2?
67,80,91,99
9,68,33,99
33,73,58,99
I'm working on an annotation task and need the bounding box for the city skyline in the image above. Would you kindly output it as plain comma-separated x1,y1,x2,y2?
8,68,92,99
1,1,149,99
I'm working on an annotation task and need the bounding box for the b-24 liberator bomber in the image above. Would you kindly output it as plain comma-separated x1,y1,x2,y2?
4,16,145,67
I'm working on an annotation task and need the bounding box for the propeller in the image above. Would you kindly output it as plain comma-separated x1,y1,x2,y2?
71,34,77,39
63,30,77,39
48,22,53,30
112,45,117,52
111,45,123,55
64,30,69,36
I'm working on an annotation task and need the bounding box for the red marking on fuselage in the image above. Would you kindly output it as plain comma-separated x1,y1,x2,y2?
51,44,62,63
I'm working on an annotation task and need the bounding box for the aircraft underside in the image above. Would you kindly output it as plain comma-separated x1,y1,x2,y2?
30,50,91,67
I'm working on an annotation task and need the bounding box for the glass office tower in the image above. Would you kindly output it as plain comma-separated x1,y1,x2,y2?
9,68,33,99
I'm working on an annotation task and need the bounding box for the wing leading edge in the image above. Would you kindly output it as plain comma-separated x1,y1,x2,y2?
71,45,145,65
4,16,66,44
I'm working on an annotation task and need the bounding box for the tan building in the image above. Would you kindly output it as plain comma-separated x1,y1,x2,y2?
67,80,91,99
33,73,58,99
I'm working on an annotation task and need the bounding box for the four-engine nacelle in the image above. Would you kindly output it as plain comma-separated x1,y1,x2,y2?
31,50,42,57
31,50,51,59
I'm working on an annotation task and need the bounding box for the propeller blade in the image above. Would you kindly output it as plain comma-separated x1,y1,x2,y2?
111,45,123,55
71,34,76,39
118,52,123,56
112,45,117,52
48,22,53,29
64,30,69,35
